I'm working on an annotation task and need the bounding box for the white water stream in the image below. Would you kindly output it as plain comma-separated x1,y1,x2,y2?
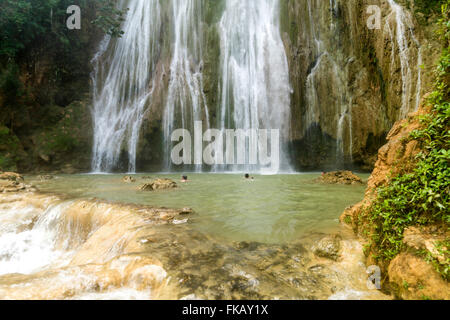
216,0,292,172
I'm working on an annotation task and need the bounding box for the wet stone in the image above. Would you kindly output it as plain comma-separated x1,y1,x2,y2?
37,175,54,181
139,178,177,191
122,176,136,183
313,234,342,260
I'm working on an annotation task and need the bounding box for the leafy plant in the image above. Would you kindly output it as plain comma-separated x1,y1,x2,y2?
91,0,127,38
365,3,450,279
0,0,127,59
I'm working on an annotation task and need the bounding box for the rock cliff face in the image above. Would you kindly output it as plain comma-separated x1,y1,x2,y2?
281,0,440,170
136,0,440,172
0,5,101,173
340,105,427,232
0,1,442,173
340,105,449,300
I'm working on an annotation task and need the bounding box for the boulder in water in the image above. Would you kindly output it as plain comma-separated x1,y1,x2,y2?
313,234,342,261
180,207,194,215
0,172,34,193
0,172,24,182
139,178,177,191
37,175,54,181
123,176,136,183
315,171,363,185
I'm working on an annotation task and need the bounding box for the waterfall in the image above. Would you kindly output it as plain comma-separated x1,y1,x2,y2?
162,0,209,172
91,0,162,173
386,0,423,119
88,0,423,172
216,0,292,173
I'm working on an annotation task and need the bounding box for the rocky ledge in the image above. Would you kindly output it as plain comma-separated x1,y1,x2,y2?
0,172,36,193
315,171,363,185
340,106,450,300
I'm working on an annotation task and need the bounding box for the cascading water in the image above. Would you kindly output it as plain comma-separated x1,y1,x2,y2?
0,192,174,300
385,0,423,119
216,0,292,173
91,0,162,173
0,201,72,275
89,0,423,172
162,0,209,172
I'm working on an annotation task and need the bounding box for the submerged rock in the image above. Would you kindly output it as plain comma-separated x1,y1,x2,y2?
180,207,194,215
313,234,342,261
37,175,54,181
123,176,136,183
139,179,178,191
315,171,363,185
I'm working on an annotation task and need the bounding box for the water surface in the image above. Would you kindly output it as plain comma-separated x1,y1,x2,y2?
29,173,368,244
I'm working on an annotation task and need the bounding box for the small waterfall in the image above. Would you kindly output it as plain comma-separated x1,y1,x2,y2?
91,0,162,173
0,201,73,275
216,0,292,173
385,0,423,119
0,193,173,299
303,0,353,165
162,0,209,172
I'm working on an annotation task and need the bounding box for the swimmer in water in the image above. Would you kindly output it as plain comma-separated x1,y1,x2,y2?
181,175,188,183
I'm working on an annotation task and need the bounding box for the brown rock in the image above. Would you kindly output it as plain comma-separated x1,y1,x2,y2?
139,179,177,191
37,175,54,181
388,253,450,300
123,176,136,183
316,171,363,185
0,172,24,182
313,234,342,261
39,153,50,163
403,227,448,264
340,106,431,236
180,207,194,215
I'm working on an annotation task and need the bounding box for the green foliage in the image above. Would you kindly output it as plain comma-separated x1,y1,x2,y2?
422,240,450,280
403,0,447,17
46,133,78,153
92,0,127,38
366,4,450,278
37,106,81,154
0,63,22,103
0,125,20,171
0,0,126,59
344,215,352,225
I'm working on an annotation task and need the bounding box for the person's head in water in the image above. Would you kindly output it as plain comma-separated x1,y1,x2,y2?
181,175,188,182
245,174,250,179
